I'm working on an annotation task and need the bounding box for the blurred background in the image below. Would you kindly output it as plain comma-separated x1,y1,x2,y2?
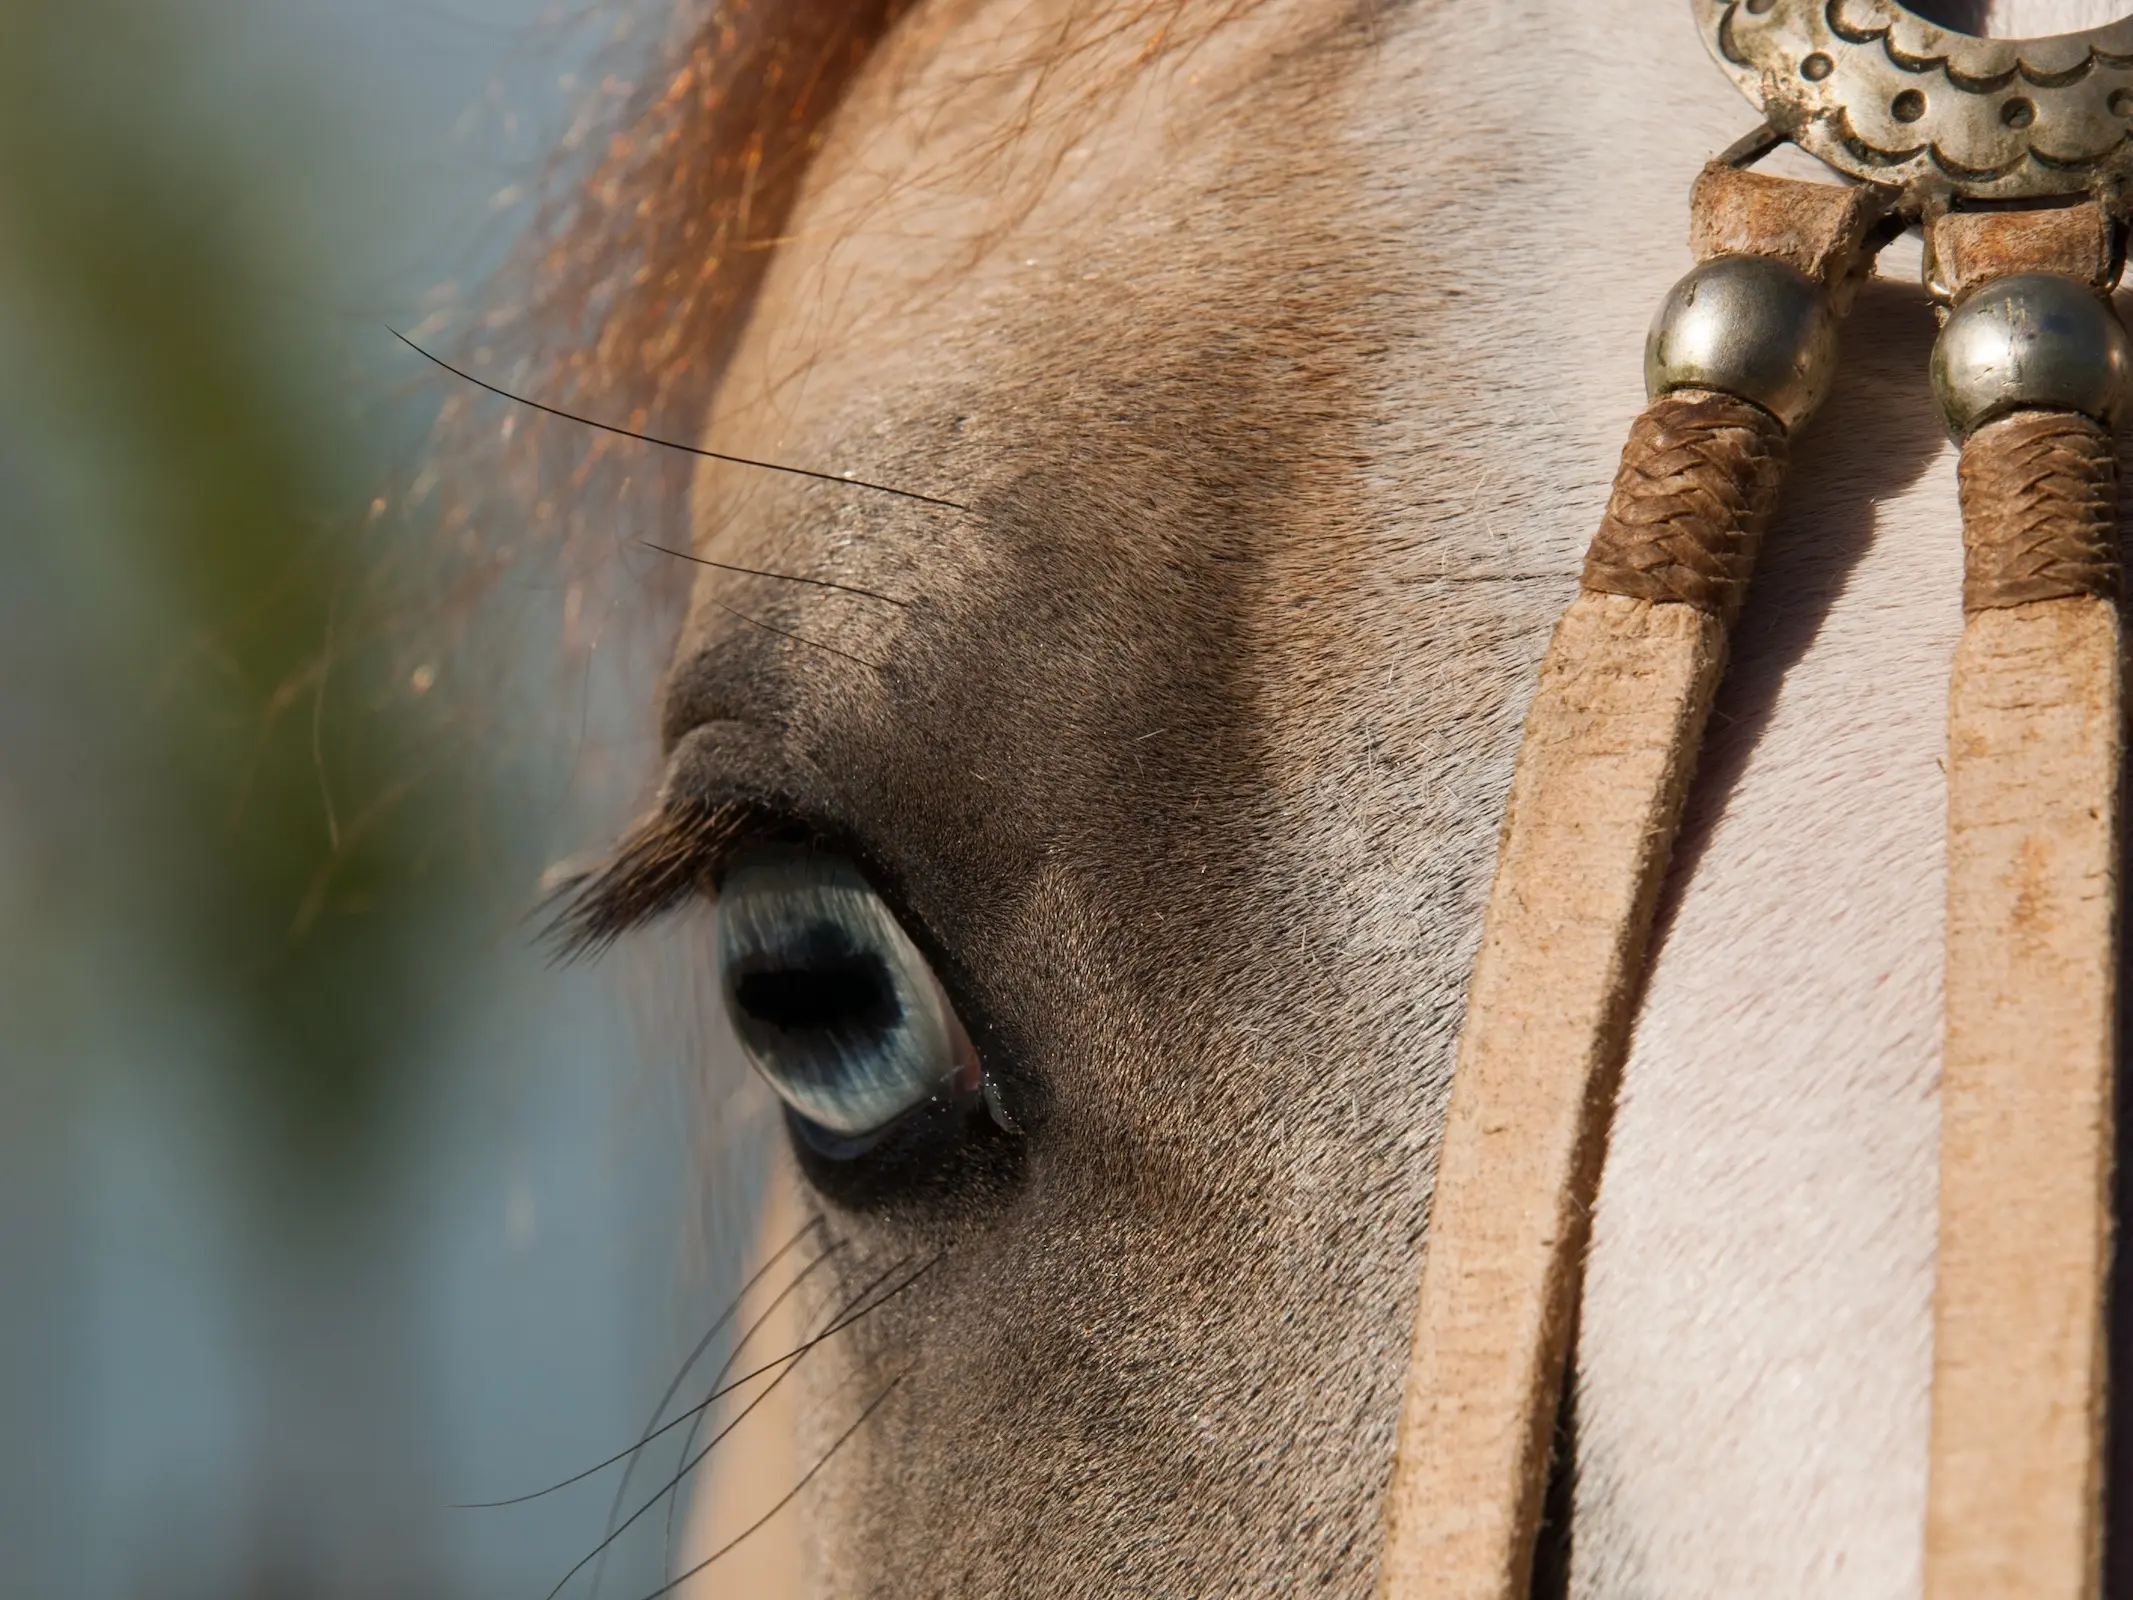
0,1,759,1595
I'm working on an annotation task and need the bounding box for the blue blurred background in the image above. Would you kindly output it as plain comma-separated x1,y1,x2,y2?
0,2,748,1594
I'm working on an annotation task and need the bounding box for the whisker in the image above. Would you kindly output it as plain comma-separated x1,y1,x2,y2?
1394,572,1564,584
391,330,969,512
461,1251,935,1508
636,1371,911,1600
587,1221,835,1596
648,1239,852,1573
659,1428,696,1579
707,599,884,671
660,1403,700,1579
598,1246,849,1598
540,1254,939,1600
642,541,909,608
633,1219,824,1448
554,1301,843,1600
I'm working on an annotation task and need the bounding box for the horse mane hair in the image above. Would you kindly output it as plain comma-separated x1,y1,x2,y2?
526,1,914,450
509,0,1256,462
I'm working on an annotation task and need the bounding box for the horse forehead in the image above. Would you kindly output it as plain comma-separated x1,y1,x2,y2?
672,11,1332,859
709,0,1369,424
674,0,1689,787
690,0,1380,612
659,0,1766,1032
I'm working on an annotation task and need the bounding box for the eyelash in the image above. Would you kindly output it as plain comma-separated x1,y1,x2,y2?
544,800,813,960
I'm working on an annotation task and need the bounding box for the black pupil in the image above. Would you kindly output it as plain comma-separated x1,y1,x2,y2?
732,923,901,1036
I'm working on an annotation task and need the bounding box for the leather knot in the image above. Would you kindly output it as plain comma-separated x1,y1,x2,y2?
1958,410,2120,613
1580,391,1790,622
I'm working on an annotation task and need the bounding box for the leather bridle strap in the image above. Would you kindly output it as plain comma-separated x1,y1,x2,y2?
1376,165,1888,1600
1927,200,2124,1599
1375,6,2133,1591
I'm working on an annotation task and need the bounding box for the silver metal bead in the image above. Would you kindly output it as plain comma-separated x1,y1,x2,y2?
1930,273,2131,440
1644,254,1840,432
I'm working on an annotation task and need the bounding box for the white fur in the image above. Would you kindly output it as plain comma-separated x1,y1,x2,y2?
1994,0,2126,33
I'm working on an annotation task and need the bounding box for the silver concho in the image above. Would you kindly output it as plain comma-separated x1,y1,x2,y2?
1694,0,2133,201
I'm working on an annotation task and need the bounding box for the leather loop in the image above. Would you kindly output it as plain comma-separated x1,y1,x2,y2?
1380,152,1883,1600
1690,163,1890,308
1926,199,2125,1600
1959,410,2120,613
1929,202,2120,305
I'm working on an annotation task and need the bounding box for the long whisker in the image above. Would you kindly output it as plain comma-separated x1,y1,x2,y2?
706,599,883,670
660,1403,703,1579
461,1252,935,1508
541,1255,938,1600
636,1372,911,1600
552,1294,851,1600
391,330,969,512
588,1222,835,1596
630,1219,823,1454
652,1237,836,1578
642,542,909,608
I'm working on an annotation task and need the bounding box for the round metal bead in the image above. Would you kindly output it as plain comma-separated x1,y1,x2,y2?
1644,254,1839,432
1930,273,2131,440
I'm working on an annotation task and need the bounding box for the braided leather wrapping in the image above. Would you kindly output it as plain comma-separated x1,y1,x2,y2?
1959,410,2120,614
1580,391,1790,623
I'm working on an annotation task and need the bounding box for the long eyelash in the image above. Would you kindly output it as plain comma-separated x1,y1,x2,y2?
638,1370,911,1600
392,330,970,512
543,802,757,961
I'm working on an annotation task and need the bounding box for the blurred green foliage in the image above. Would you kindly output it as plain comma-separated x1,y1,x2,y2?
0,7,716,1593
0,0,467,1192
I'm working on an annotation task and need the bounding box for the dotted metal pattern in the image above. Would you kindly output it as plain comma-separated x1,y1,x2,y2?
1695,0,2133,200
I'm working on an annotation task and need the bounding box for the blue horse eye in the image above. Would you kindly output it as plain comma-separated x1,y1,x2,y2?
716,848,972,1140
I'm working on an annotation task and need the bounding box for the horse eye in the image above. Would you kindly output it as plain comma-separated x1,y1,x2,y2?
716,847,978,1146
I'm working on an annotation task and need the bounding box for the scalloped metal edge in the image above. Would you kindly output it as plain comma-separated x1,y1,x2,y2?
1695,0,2133,201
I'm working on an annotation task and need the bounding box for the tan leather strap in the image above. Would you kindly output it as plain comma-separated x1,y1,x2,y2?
1926,206,2124,1600
1687,162,1886,311
1377,170,1885,1600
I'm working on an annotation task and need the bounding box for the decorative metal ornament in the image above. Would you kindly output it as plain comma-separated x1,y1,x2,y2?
1696,0,2133,201
1381,8,2130,1599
